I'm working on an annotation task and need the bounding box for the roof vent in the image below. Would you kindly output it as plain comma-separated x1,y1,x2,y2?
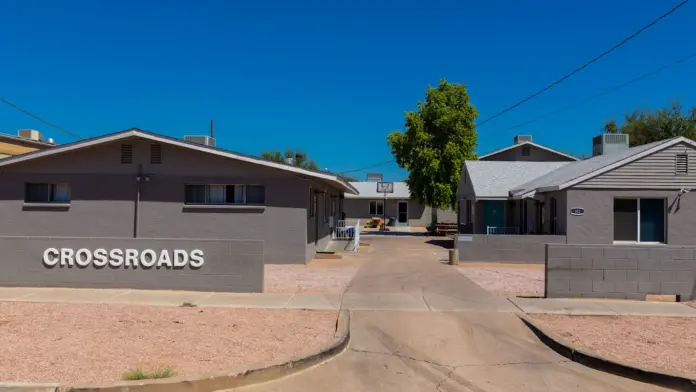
18,129,44,141
593,134,629,157
183,135,216,147
514,135,532,144
150,144,162,164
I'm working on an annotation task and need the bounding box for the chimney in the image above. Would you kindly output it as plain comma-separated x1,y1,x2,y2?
514,135,532,144
592,134,629,157
18,129,44,141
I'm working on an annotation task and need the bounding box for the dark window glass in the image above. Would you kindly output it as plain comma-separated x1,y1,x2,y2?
185,185,206,204
640,199,665,242
369,201,376,215
25,183,49,203
376,201,384,216
614,199,637,241
246,185,265,204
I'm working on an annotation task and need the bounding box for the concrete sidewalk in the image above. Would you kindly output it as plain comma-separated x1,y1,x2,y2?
2,287,696,317
509,297,696,317
0,287,342,310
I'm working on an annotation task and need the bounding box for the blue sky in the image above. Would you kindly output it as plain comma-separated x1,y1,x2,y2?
1,0,694,181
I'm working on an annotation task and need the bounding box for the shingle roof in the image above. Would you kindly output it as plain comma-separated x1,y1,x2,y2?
464,160,570,198
345,181,411,199
510,137,679,197
478,141,579,161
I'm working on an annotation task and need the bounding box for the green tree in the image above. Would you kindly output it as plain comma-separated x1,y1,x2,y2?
261,149,319,170
387,79,478,209
603,100,696,146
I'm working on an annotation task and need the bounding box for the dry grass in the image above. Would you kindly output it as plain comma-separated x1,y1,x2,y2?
121,367,175,381
530,314,696,377
0,302,337,385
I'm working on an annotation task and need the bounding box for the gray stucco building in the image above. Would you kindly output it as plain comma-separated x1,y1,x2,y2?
0,128,358,292
343,181,456,227
456,134,696,301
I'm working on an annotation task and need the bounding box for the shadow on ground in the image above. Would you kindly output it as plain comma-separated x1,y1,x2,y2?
425,239,453,249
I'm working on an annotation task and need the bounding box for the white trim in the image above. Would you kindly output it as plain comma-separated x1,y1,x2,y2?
553,137,696,191
478,141,580,161
0,129,358,195
369,200,384,216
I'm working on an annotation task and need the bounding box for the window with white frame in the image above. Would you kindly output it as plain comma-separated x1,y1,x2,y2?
369,200,384,216
25,183,71,204
184,184,265,205
614,198,665,243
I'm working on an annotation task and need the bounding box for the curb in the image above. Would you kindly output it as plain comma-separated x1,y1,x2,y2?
0,310,350,392
518,313,696,391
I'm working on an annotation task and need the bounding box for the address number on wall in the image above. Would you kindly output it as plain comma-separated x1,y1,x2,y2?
570,207,585,216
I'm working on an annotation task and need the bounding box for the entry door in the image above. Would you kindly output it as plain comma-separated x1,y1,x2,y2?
397,201,408,225
483,200,505,229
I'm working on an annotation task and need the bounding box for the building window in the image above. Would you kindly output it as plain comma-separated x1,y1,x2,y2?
676,154,688,175
150,144,162,164
121,144,133,164
25,183,71,204
522,145,531,157
308,187,315,216
369,200,384,216
614,198,665,243
184,184,265,205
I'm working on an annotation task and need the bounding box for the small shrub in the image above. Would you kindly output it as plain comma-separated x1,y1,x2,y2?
121,367,175,381
180,302,197,308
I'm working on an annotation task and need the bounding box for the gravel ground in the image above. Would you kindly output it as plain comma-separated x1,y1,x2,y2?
529,314,696,378
265,259,361,294
0,302,337,385
456,263,544,297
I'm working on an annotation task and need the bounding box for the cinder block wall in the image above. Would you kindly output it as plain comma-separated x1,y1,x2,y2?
455,235,567,264
546,244,696,300
0,237,264,293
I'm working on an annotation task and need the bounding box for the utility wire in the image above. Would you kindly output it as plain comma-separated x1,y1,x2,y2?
476,0,690,127
340,159,395,174
0,96,82,139
506,50,696,132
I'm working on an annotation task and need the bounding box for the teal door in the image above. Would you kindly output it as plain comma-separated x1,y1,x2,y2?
484,201,505,229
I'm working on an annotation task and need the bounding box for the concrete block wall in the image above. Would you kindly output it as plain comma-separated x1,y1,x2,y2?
455,235,567,264
546,244,696,300
0,236,264,293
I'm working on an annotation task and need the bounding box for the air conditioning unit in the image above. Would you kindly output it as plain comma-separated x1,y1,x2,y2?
514,135,532,144
184,135,216,147
18,129,44,141
593,134,629,157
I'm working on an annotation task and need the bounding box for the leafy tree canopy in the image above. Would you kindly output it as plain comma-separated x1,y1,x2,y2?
387,79,478,209
603,100,696,146
261,149,319,170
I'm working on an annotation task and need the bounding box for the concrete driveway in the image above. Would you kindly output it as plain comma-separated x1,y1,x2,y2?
230,236,669,391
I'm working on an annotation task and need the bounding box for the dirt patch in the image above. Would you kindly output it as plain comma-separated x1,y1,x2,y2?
456,263,544,297
529,314,696,378
0,302,337,385
264,258,362,294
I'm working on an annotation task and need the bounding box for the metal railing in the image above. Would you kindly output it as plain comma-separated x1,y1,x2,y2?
486,226,520,235
331,219,360,252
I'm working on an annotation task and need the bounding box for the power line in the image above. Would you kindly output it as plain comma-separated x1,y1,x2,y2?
506,50,696,132
340,159,395,174
476,0,690,127
0,96,81,139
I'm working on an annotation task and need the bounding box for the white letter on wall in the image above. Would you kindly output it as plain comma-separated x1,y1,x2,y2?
109,249,124,267
93,249,108,267
173,250,188,267
189,249,204,268
43,248,59,267
125,249,139,268
60,248,75,266
157,250,172,269
75,248,93,267
140,249,157,268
